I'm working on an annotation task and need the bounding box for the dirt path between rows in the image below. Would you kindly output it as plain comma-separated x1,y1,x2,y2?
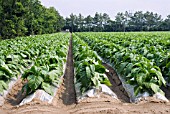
60,34,76,105
161,86,170,100
103,63,130,103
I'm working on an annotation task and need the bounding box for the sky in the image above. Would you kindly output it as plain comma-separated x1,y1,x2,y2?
40,0,170,19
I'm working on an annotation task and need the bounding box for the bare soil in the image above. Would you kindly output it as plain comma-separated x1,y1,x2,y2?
3,79,26,109
60,34,77,105
103,63,130,103
69,102,170,114
3,98,169,114
161,86,170,100
1,34,170,114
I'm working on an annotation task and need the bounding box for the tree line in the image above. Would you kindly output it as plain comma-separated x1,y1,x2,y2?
1,0,170,39
64,11,170,32
0,0,64,39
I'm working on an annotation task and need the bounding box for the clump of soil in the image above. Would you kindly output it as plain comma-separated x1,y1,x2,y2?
3,79,26,109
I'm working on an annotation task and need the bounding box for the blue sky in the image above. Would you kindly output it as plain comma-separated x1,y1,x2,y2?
40,0,170,19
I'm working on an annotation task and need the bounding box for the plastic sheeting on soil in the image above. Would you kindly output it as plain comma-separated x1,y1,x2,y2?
107,63,169,103
93,51,169,103
75,83,118,102
19,90,53,106
18,40,70,106
19,74,64,106
19,54,68,106
0,63,35,106
0,77,19,106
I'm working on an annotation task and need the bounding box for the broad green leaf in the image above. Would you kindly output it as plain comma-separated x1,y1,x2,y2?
101,77,112,86
91,73,100,88
150,68,166,86
166,62,170,68
56,50,66,57
136,73,145,86
118,62,128,74
126,79,136,85
27,75,44,91
150,83,165,95
0,71,4,76
134,86,142,96
124,63,134,76
89,65,95,76
48,70,60,82
95,64,106,73
86,66,91,78
0,80,8,93
41,82,53,95
30,66,39,74
0,66,12,77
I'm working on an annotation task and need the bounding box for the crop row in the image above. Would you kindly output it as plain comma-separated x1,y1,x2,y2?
77,32,170,81
76,32,168,96
0,32,169,105
72,34,111,94
1,32,113,105
0,33,69,96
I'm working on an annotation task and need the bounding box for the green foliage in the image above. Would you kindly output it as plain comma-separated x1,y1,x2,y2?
0,0,64,39
64,11,170,32
0,33,70,95
73,34,111,93
0,80,8,93
76,32,168,96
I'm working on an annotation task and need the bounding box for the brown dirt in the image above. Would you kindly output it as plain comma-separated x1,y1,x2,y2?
2,99,169,114
3,79,26,109
103,63,130,103
1,33,170,114
69,102,170,114
76,93,121,103
161,86,170,100
10,101,69,114
60,34,77,105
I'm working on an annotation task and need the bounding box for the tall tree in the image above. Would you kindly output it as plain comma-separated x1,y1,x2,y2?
70,13,77,32
77,13,84,32
84,15,93,31
144,11,162,31
63,11,170,32
164,15,170,30
93,12,104,32
102,13,112,32
115,12,125,31
0,0,64,39
0,0,27,39
129,11,144,31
